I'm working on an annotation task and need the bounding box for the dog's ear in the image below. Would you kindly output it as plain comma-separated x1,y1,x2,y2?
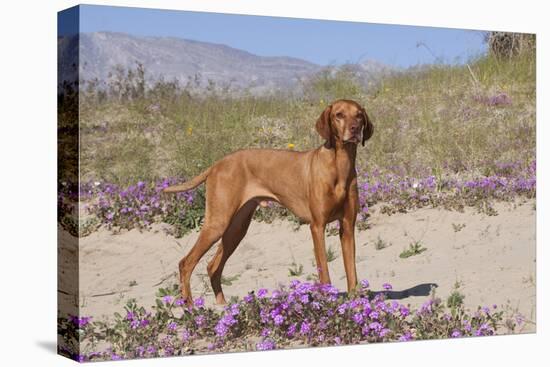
361,108,374,146
316,105,332,145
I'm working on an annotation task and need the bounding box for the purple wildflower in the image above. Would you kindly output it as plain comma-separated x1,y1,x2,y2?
243,293,254,303
337,303,348,314
369,321,382,332
256,339,276,351
194,315,205,327
69,315,92,328
399,332,413,341
474,323,492,336
515,314,525,326
194,297,205,308
300,321,311,335
418,299,434,315
287,323,297,337
215,322,229,337
353,313,364,325
182,329,191,342
274,314,285,326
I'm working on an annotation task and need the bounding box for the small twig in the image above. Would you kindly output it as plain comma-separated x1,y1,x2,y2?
91,291,122,298
153,271,177,287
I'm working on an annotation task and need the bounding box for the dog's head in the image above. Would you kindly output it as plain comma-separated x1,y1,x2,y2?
315,99,374,148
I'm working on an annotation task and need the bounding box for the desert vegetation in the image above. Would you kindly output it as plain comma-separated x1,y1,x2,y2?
58,279,526,362
58,32,535,236
57,31,535,361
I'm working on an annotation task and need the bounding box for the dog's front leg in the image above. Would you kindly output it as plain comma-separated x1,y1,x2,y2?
310,222,331,284
339,183,359,293
339,216,358,293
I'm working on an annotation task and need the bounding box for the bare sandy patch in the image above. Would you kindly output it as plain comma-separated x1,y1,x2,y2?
59,200,536,333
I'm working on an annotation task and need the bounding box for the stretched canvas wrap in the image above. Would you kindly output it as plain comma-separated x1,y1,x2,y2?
58,4,536,362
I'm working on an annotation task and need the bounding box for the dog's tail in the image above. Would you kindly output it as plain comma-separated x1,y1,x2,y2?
163,167,212,193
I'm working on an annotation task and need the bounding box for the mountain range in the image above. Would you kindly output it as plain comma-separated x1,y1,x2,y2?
58,31,395,94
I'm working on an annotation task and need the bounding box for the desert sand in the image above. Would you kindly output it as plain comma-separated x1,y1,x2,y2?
58,199,536,333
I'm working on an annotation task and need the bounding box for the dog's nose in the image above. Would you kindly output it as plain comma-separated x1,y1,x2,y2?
350,124,359,133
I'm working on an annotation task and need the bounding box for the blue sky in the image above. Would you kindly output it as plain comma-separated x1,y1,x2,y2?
61,4,488,68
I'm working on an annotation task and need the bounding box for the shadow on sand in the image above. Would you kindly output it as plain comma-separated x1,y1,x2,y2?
338,282,438,300
372,283,438,300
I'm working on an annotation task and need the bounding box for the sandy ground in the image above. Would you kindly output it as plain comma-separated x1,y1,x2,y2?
58,199,536,333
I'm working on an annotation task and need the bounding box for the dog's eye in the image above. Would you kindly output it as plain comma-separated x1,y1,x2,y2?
335,112,344,119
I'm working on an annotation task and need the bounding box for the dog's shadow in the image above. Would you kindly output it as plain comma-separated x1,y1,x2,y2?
372,283,438,299
339,283,438,300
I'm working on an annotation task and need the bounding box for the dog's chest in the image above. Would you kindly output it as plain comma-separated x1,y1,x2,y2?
332,183,348,205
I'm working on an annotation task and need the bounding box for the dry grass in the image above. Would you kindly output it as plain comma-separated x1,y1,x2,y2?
76,50,535,186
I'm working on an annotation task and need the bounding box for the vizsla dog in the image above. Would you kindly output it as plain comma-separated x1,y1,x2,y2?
164,99,374,304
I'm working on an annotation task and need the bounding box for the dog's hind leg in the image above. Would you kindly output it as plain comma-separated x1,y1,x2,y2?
178,226,224,304
178,181,241,304
207,200,257,304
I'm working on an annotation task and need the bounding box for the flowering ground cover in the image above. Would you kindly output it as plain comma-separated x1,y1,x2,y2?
357,160,536,219
58,280,524,362
56,162,535,362
58,159,535,237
